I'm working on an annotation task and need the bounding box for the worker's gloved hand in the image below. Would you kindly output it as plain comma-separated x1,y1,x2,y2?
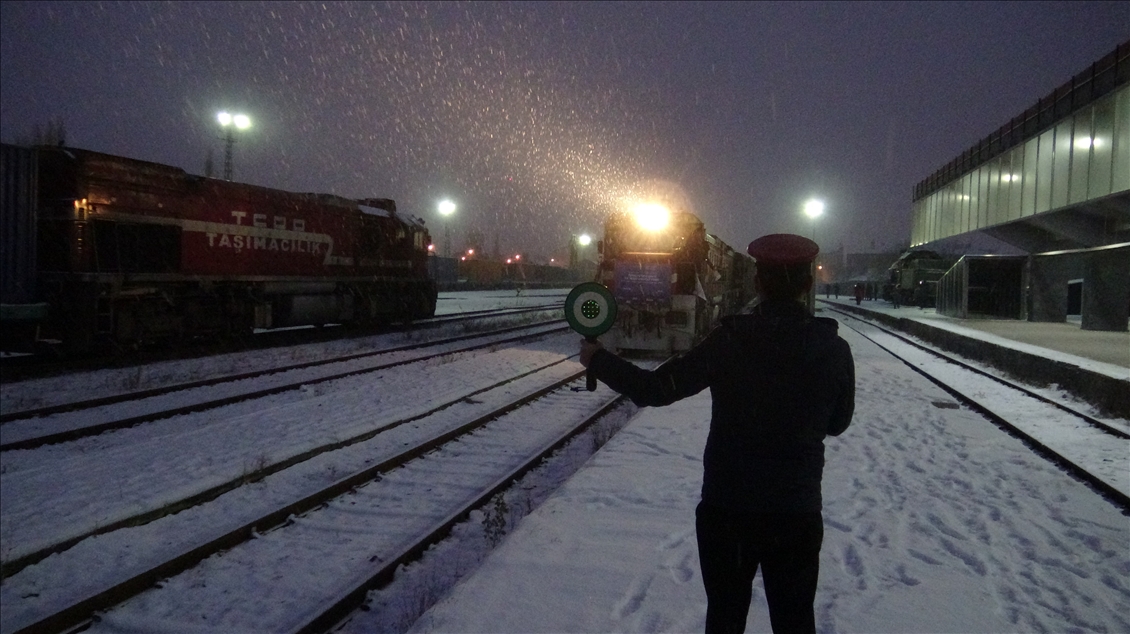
579,338,604,368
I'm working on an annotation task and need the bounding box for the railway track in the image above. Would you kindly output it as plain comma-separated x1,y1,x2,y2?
0,303,562,385
1,333,631,634
0,324,574,576
0,318,568,450
826,307,1130,511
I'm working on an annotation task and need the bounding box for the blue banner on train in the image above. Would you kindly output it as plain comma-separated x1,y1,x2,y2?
613,261,672,304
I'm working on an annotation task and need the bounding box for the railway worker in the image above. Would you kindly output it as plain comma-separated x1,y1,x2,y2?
579,233,855,634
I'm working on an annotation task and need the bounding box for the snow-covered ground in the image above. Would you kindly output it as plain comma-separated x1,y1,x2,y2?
366,298,1125,632
435,288,567,316
394,315,1130,634
820,296,1129,377
1,291,1127,633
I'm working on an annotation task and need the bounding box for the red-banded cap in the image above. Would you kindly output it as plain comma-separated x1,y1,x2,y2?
747,233,819,265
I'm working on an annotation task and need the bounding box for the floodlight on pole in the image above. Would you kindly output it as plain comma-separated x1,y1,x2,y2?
217,111,251,181
571,232,594,270
803,198,824,241
437,199,456,257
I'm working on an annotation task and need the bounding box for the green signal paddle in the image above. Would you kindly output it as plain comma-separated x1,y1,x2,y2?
564,282,618,391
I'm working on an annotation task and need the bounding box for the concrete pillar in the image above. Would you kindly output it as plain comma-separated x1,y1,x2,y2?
1081,245,1130,332
1027,254,1080,322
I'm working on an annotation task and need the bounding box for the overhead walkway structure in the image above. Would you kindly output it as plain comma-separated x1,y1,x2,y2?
910,42,1129,331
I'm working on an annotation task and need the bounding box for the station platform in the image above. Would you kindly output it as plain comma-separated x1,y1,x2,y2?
817,296,1129,369
817,297,1128,418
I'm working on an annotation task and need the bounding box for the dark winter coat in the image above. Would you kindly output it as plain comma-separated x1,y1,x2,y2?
587,299,855,514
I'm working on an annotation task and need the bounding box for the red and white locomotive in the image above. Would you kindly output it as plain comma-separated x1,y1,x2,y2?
0,144,436,351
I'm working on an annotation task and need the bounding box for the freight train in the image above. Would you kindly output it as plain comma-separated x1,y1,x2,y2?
594,203,756,354
0,144,437,352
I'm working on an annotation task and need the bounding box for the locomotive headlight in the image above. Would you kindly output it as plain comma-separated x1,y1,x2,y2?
633,202,670,232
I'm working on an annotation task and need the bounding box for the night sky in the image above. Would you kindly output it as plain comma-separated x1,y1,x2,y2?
1,2,1126,261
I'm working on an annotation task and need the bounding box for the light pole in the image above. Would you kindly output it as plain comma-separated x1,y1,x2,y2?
437,199,456,258
570,233,592,270
217,111,251,181
577,233,592,263
803,199,824,242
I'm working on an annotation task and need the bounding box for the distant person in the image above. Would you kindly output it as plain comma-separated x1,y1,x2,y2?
891,287,901,308
580,233,856,634
853,283,864,305
913,283,925,309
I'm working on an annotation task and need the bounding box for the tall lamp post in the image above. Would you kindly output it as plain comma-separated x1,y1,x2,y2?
803,198,824,242
802,198,825,310
217,111,251,181
437,199,456,257
569,233,593,270
576,233,592,270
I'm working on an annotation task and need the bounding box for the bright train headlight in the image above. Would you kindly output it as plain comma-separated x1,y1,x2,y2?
633,202,669,232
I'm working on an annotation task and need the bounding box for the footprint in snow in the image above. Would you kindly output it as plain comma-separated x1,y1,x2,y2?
664,550,696,584
612,575,652,621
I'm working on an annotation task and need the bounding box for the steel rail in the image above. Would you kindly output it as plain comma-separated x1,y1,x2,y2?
826,307,1128,439
831,309,1130,512
293,393,628,634
0,347,572,580
0,324,568,451
0,300,565,400
1,311,562,424
9,366,616,634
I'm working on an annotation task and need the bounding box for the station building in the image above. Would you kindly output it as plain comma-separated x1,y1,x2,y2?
910,41,1129,331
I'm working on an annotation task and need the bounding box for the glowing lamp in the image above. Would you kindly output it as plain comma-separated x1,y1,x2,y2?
633,202,670,231
803,199,824,219
218,112,251,129
578,233,592,246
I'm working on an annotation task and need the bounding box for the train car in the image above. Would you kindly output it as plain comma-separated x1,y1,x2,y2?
595,205,756,354
0,143,436,352
884,249,952,307
0,144,49,351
